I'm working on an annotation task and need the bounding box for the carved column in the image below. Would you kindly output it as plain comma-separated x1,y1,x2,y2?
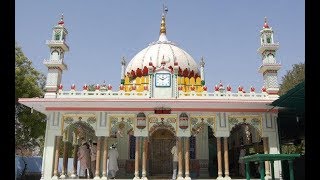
142,137,148,179
60,141,69,178
52,136,62,179
177,137,183,179
70,143,79,178
134,137,140,179
223,137,231,180
263,137,271,179
185,137,191,180
101,137,108,180
94,137,101,179
216,137,223,180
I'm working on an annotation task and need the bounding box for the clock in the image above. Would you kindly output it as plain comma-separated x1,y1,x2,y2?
155,73,171,87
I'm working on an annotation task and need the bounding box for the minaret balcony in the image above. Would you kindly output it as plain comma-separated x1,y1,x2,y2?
46,40,69,51
43,59,68,70
258,43,279,54
258,63,281,73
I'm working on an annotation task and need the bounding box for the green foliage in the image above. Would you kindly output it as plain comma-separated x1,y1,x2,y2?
278,62,305,95
15,42,47,156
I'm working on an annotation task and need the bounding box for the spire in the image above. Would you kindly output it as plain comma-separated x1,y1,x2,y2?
58,13,64,26
263,17,269,28
158,5,168,42
160,14,166,34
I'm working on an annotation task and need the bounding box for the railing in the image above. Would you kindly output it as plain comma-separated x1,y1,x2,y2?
56,90,272,100
57,90,151,98
46,40,69,50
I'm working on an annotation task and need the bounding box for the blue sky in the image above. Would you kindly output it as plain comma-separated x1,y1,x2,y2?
15,1,304,91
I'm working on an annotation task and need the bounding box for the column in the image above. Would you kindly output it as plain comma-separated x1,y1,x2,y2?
142,137,148,180
134,137,140,180
259,161,265,180
245,162,250,180
94,137,101,179
177,137,183,180
263,137,271,179
70,144,79,178
52,136,62,179
60,141,69,178
288,160,294,180
184,137,191,180
223,137,231,180
102,137,109,179
216,137,223,180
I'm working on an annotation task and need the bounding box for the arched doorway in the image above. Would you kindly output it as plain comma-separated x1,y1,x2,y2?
228,123,262,178
149,128,175,177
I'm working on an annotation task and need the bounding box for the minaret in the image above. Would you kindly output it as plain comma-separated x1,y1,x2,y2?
258,17,281,95
199,56,205,85
43,14,69,98
120,56,126,84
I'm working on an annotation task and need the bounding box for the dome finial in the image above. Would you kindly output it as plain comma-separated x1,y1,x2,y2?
58,13,64,26
160,4,168,34
160,14,166,34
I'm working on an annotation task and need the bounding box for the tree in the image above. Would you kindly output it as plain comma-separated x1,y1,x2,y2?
15,42,47,156
278,62,305,95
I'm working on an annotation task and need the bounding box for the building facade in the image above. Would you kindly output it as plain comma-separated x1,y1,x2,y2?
19,13,282,180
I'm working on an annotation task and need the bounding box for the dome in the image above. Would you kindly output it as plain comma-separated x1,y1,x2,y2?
125,41,199,76
125,15,200,77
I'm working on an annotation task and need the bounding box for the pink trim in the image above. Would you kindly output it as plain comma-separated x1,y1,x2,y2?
45,107,278,113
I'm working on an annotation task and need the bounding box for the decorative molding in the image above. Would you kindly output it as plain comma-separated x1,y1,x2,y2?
190,115,216,136
100,112,106,127
228,115,263,136
265,113,273,128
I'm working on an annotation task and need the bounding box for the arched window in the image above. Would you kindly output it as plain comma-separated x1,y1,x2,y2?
55,32,61,40
267,37,271,43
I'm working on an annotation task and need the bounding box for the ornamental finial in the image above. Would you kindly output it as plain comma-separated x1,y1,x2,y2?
199,56,205,67
263,17,269,28
58,13,64,25
121,56,126,66
160,14,166,34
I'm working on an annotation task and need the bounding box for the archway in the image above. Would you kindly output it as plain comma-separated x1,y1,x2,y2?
228,123,262,178
149,128,175,177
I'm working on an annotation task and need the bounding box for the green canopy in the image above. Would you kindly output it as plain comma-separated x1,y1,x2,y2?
271,81,305,112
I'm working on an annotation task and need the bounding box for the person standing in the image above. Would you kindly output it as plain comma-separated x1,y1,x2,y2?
78,140,91,178
108,144,119,179
171,141,178,180
90,141,97,178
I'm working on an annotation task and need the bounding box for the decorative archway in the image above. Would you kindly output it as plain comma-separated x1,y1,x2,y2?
149,127,175,176
228,122,262,178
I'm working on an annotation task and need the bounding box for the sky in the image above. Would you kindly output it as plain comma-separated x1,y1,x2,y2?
15,1,305,92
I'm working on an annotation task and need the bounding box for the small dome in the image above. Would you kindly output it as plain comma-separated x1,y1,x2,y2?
125,41,199,76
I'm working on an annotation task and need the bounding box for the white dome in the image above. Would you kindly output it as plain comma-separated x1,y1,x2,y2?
125,39,200,76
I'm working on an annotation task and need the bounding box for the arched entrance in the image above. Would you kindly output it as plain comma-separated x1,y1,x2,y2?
228,123,262,178
149,128,175,176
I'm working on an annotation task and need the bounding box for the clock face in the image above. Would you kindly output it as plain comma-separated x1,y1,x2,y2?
155,73,171,87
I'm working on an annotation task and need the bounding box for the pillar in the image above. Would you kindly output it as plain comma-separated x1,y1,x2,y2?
263,137,271,179
60,141,69,178
185,137,191,180
223,137,231,180
94,137,101,179
134,137,140,180
52,136,62,179
70,144,79,178
142,137,148,180
216,137,223,180
177,137,183,180
101,137,109,180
